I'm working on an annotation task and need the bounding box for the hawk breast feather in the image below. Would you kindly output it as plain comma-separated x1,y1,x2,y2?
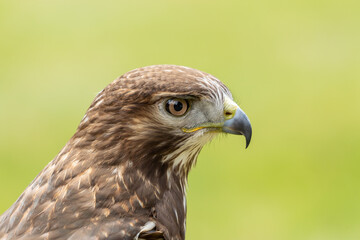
0,65,252,240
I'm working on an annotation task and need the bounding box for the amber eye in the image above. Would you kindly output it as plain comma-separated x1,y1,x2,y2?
165,98,189,116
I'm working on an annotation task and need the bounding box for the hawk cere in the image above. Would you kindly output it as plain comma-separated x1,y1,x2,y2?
0,65,252,240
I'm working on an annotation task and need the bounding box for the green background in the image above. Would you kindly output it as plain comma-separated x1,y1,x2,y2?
0,1,359,239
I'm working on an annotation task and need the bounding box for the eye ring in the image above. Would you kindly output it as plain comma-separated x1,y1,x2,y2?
165,98,190,116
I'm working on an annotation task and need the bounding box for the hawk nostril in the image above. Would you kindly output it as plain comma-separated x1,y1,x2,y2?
225,111,233,117
224,110,235,120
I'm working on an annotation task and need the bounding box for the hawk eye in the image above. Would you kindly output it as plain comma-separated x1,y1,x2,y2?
165,98,189,116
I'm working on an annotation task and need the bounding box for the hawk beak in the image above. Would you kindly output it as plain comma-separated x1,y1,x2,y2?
222,107,252,148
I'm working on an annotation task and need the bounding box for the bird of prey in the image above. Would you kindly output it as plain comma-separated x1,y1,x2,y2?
0,65,252,240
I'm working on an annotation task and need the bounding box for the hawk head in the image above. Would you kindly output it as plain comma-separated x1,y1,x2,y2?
0,65,252,240
76,65,251,179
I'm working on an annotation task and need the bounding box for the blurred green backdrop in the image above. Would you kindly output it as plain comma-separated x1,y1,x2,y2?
0,1,359,239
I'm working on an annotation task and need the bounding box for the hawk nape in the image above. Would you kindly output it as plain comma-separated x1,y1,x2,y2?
0,65,252,240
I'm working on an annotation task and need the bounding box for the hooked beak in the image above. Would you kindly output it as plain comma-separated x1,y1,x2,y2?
181,97,252,148
222,107,252,148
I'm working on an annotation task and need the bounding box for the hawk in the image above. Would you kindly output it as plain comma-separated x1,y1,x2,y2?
0,65,252,240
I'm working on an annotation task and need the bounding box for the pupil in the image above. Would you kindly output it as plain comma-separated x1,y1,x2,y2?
174,101,183,111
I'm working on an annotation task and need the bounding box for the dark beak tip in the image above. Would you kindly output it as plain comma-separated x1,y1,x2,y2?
244,130,252,149
245,137,251,149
